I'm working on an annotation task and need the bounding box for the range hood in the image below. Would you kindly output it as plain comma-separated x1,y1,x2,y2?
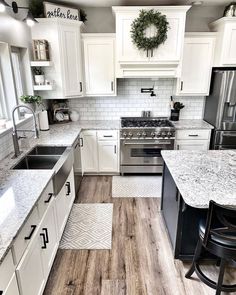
117,62,180,78
113,6,191,78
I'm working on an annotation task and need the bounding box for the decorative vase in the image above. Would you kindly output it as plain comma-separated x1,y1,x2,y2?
70,110,79,122
23,103,36,114
35,75,45,85
170,109,180,121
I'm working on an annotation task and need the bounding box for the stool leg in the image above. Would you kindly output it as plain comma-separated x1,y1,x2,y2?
215,259,226,295
185,239,203,278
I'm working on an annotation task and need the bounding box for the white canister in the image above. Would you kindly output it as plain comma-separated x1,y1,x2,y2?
70,110,79,122
39,110,49,131
35,75,45,85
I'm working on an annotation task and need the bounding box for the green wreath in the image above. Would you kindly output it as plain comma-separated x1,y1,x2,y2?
131,9,169,54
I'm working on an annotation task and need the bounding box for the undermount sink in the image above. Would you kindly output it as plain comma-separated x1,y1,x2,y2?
12,145,74,195
13,155,60,170
28,146,66,156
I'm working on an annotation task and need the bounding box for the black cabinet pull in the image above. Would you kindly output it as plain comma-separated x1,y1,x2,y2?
180,81,184,91
104,135,113,138
80,82,83,92
42,228,49,243
44,193,53,203
40,233,47,249
114,145,117,154
188,134,199,137
111,81,114,91
66,182,71,196
24,225,37,240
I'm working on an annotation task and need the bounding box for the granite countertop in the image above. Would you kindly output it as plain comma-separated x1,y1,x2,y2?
161,150,236,209
0,120,120,264
172,119,214,130
0,170,54,263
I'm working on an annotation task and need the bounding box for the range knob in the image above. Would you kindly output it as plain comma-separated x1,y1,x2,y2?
167,131,172,138
137,132,142,138
162,132,167,138
123,132,127,138
156,133,162,138
142,132,147,138
128,132,133,138
151,132,156,138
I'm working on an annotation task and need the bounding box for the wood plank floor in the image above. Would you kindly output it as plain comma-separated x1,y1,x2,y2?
43,176,236,295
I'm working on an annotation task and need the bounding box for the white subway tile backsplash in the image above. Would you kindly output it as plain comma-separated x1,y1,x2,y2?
68,79,205,121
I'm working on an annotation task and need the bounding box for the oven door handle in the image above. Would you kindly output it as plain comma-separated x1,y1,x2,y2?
122,141,172,145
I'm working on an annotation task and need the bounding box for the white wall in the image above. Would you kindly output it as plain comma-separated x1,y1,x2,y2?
82,5,225,33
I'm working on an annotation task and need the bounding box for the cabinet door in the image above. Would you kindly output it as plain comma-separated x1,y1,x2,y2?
222,23,236,65
116,14,148,62
98,141,118,173
81,131,98,173
83,37,115,96
178,36,215,95
55,185,67,240
16,234,45,295
55,168,75,239
175,140,209,150
4,274,20,295
116,12,185,63
40,200,58,279
59,23,83,97
64,168,76,213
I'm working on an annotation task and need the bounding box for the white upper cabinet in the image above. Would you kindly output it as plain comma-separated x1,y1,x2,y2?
82,34,116,96
59,23,83,97
31,19,83,99
210,17,236,66
176,33,216,96
112,6,190,78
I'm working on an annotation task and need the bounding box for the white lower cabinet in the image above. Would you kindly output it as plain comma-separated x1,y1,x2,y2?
16,232,45,295
4,274,19,295
175,129,211,150
98,141,118,172
40,201,58,279
81,131,98,173
175,140,209,150
3,167,76,295
80,130,119,174
55,168,75,240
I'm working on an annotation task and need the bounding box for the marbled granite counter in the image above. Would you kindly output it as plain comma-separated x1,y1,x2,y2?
172,119,214,130
0,120,120,264
161,150,236,208
0,170,54,263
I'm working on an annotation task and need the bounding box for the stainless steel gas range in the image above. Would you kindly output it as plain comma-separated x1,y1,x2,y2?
120,117,175,174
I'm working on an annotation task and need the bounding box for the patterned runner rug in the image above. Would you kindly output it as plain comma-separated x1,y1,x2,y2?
112,176,162,198
60,203,113,250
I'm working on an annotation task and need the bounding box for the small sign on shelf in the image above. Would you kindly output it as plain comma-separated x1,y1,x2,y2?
43,2,79,21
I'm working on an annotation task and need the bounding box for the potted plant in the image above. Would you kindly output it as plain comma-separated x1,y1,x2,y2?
33,67,45,85
20,95,42,113
170,102,185,121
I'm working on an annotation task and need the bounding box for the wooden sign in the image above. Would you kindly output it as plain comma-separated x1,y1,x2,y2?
43,2,79,21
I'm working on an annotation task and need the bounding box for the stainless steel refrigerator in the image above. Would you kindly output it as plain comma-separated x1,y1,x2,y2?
204,68,236,149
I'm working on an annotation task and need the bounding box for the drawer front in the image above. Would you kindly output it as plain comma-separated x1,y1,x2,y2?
97,130,118,140
176,129,211,140
0,251,15,291
37,180,54,219
12,206,39,265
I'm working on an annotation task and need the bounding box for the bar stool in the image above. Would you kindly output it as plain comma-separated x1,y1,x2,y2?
185,200,236,295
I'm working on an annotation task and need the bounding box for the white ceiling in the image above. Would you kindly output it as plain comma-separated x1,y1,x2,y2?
55,0,229,7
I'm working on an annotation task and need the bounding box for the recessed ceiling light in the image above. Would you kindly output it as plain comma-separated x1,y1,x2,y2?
192,1,203,5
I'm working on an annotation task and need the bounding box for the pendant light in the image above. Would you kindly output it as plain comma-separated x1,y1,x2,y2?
11,1,38,27
0,0,10,13
23,10,38,27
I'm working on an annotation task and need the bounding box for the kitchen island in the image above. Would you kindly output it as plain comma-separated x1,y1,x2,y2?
161,150,236,261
